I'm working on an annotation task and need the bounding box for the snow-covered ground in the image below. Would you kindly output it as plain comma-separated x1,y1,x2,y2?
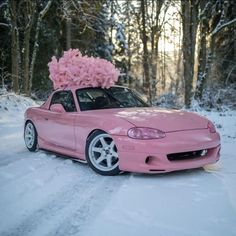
0,93,236,236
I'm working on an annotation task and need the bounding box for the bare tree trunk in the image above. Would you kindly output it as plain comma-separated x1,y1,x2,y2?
153,31,159,90
23,29,31,95
234,27,236,63
162,25,166,91
175,11,183,95
65,0,72,50
9,0,19,93
66,17,72,50
140,0,151,101
175,30,182,95
181,0,199,107
109,0,114,46
150,0,155,98
23,1,35,96
126,0,133,88
194,11,207,99
150,0,162,101
29,0,53,96
0,51,10,89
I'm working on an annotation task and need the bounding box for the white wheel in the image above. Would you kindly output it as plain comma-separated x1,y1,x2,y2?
24,121,38,151
86,131,120,175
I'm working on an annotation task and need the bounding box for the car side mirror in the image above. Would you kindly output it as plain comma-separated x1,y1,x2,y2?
50,104,65,113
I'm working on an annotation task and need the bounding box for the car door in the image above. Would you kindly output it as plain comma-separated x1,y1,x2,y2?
41,90,77,151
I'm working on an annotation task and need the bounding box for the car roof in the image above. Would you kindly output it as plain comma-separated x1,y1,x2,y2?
54,85,129,92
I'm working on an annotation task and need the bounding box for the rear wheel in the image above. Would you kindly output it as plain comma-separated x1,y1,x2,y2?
24,121,38,152
86,131,120,175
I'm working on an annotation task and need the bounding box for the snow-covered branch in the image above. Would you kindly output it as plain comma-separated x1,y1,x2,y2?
0,22,9,27
0,2,7,9
39,0,53,18
212,17,236,36
225,64,236,85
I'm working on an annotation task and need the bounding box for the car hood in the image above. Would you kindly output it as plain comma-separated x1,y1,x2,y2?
99,107,208,132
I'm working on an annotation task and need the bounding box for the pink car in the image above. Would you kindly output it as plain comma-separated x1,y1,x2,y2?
24,86,220,175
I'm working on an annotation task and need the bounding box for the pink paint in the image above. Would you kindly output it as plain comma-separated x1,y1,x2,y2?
25,86,221,174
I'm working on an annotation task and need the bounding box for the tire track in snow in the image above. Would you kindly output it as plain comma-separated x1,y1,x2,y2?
0,158,94,234
2,170,128,236
50,176,126,236
0,147,41,167
0,152,31,167
0,152,62,188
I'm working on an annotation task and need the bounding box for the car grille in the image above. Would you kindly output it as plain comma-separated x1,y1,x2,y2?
167,149,207,161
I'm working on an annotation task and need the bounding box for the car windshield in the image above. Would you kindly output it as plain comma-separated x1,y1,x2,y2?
76,87,149,111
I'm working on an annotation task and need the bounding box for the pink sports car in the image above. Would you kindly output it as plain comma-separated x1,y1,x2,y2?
24,86,221,175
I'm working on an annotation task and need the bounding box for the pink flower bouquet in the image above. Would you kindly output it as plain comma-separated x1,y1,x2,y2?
48,49,120,89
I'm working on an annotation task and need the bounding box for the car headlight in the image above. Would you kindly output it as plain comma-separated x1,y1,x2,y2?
127,127,166,139
207,121,216,133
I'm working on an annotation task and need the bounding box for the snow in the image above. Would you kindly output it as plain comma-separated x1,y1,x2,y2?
0,93,236,236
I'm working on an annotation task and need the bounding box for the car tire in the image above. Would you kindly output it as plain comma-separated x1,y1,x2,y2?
86,130,120,176
24,121,38,152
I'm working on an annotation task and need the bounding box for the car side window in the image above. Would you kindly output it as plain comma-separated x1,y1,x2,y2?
76,89,113,111
51,91,77,112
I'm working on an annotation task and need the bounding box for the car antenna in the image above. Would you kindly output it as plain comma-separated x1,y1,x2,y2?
62,84,69,91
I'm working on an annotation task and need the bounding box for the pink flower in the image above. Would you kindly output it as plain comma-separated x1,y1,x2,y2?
47,49,120,90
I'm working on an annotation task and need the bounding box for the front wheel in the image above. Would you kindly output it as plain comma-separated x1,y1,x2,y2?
24,121,38,152
86,131,120,175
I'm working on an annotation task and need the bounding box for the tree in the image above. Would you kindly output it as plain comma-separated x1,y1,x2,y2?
181,0,199,107
8,0,20,93
119,0,136,87
195,0,236,101
149,0,165,100
0,49,11,89
29,0,53,96
21,0,36,96
140,0,151,100
3,0,53,96
194,1,211,100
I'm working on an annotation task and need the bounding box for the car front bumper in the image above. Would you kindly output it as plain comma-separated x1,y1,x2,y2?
112,129,221,173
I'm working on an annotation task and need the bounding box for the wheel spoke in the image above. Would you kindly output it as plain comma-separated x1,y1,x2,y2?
92,147,102,153
95,155,106,164
100,137,108,148
106,157,112,168
109,141,115,149
28,139,33,146
28,125,32,131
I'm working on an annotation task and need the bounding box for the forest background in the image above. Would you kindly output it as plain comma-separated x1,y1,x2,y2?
0,0,236,109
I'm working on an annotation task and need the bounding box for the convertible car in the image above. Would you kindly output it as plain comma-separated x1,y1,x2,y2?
24,86,221,175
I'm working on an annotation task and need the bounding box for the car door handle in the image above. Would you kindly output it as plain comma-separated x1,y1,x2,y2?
44,118,49,121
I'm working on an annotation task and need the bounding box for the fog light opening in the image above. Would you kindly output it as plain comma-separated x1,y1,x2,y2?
200,149,208,157
145,156,156,164
145,156,151,164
